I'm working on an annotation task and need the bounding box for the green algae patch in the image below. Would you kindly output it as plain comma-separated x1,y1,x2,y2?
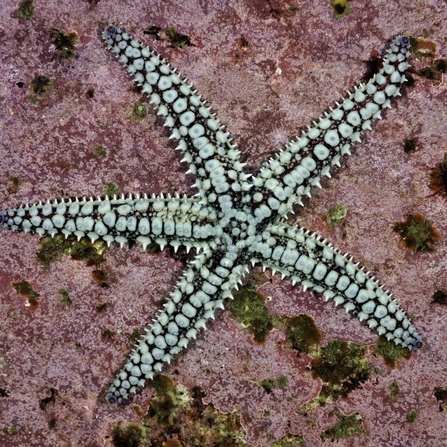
164,27,192,49
36,234,107,270
3,426,18,435
29,75,53,102
229,286,273,343
130,327,141,345
406,409,418,423
140,379,246,446
17,0,34,19
101,328,114,339
328,204,348,228
104,182,121,197
132,101,148,121
50,29,78,60
12,279,38,298
145,241,162,254
374,336,412,368
112,422,146,447
310,339,370,403
259,375,288,394
95,303,108,314
12,279,40,308
93,144,107,159
30,75,51,95
418,59,447,86
146,375,181,426
320,408,363,442
393,212,440,252
270,432,306,447
58,288,72,305
389,379,400,400
285,314,322,355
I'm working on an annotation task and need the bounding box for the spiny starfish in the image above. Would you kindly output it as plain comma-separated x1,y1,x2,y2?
0,26,423,404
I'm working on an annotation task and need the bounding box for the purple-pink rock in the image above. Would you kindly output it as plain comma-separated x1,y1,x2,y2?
1,0,447,446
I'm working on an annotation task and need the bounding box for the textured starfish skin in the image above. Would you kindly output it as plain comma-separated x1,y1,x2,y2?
0,26,422,404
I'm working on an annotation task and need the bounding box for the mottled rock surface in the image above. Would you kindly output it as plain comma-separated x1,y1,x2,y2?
1,0,446,446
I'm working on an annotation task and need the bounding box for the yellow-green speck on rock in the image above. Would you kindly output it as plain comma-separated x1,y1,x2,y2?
93,144,107,159
328,204,348,227
132,101,148,121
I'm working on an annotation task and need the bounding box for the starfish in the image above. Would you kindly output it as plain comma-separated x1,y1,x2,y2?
0,25,423,404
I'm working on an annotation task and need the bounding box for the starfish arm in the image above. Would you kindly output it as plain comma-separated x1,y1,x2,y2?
0,194,217,252
103,25,251,213
106,248,247,404
249,221,423,350
251,36,412,218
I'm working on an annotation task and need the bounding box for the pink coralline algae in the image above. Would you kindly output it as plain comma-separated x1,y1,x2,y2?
1,1,447,446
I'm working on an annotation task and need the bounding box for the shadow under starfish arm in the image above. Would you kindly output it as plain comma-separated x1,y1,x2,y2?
0,26,423,405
